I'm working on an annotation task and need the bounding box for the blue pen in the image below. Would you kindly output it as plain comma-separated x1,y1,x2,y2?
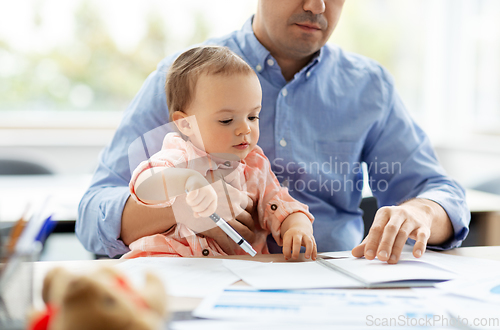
34,215,56,244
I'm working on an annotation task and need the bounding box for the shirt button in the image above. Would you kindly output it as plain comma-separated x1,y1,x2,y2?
270,204,278,211
202,249,209,256
267,59,275,66
281,88,288,97
306,71,311,78
279,138,287,147
224,161,231,167
256,64,263,72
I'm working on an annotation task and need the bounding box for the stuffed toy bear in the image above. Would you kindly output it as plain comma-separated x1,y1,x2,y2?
28,266,168,330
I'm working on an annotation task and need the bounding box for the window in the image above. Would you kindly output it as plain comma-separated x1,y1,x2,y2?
335,0,500,144
0,0,257,129
1,0,499,144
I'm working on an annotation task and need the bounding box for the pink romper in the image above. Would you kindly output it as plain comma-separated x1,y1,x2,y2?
122,133,313,258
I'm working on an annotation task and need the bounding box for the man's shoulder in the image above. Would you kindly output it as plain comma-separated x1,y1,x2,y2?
322,44,393,83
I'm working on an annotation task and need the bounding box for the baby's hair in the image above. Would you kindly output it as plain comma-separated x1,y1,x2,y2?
165,46,255,121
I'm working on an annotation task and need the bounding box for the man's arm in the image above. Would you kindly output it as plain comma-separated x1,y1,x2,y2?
121,197,175,246
76,66,172,257
351,66,469,263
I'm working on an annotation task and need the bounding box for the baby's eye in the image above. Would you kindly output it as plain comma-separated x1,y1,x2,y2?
248,116,260,121
219,119,233,125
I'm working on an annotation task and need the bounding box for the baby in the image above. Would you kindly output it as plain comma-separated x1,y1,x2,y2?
123,46,316,260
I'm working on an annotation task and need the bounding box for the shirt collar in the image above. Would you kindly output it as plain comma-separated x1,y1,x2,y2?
237,16,271,74
186,140,242,176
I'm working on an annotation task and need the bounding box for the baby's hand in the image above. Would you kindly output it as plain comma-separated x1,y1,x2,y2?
281,213,317,261
185,185,217,218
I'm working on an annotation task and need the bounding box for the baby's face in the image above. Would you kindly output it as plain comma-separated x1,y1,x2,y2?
184,72,262,160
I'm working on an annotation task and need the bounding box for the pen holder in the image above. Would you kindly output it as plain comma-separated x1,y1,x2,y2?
0,243,42,330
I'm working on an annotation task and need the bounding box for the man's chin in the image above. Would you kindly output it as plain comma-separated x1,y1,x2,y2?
284,39,323,58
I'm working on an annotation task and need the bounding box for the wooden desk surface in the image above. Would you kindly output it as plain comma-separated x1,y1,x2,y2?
31,246,500,313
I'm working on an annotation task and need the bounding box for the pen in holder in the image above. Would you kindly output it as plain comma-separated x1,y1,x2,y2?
0,239,42,330
0,201,52,330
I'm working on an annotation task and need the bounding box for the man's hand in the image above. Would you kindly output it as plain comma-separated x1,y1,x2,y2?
197,183,257,254
351,199,453,264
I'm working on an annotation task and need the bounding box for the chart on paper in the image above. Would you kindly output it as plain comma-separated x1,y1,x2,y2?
193,288,446,326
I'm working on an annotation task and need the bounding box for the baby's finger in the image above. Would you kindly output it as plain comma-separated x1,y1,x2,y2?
303,235,313,259
312,239,317,261
291,235,302,260
282,233,293,260
185,190,200,206
191,194,214,215
196,199,217,218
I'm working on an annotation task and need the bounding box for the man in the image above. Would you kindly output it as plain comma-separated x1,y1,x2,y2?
77,0,470,263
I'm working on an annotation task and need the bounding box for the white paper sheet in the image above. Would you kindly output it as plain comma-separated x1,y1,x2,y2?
170,321,313,330
222,255,456,290
317,250,353,258
222,259,362,289
192,287,445,326
170,320,396,330
436,275,500,305
323,257,457,286
418,291,500,329
409,250,500,277
115,257,240,298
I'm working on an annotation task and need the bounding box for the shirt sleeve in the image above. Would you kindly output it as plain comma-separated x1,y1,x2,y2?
76,64,172,257
129,135,189,208
246,147,314,246
363,67,470,250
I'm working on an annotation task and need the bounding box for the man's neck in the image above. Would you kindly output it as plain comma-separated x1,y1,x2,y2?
274,54,314,82
251,17,317,81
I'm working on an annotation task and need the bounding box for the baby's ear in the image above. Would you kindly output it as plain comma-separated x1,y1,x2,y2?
172,112,196,137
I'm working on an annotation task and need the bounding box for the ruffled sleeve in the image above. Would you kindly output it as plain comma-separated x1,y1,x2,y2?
129,133,190,208
244,146,314,246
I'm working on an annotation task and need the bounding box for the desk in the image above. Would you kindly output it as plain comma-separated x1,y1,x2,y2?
31,246,500,315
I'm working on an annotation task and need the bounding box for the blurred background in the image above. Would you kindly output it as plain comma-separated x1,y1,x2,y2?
1,0,499,259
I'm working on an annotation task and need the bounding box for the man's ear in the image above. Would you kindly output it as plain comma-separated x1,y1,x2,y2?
172,111,193,137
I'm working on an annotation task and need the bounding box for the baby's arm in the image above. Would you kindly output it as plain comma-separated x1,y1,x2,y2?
134,167,217,218
184,171,217,218
281,212,317,261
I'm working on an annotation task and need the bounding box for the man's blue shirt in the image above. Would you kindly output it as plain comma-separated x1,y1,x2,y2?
77,17,470,257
